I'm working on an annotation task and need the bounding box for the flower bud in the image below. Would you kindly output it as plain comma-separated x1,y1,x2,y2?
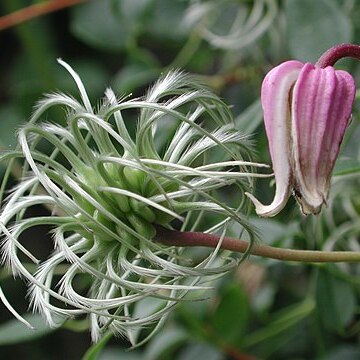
247,60,355,216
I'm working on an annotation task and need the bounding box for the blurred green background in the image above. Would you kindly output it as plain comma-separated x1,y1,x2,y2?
0,0,360,359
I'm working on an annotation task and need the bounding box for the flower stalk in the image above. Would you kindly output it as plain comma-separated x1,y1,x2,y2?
155,226,360,263
316,43,360,68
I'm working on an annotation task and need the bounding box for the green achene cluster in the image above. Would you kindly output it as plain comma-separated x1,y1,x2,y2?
0,61,260,344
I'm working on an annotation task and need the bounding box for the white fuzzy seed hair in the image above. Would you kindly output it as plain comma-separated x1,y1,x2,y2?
184,0,278,50
0,60,266,346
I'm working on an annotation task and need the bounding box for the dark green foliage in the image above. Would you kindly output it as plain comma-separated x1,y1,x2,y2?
0,0,359,359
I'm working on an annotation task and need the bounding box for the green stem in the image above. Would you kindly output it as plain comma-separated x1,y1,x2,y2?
3,0,56,88
82,332,112,360
155,227,360,263
167,30,202,69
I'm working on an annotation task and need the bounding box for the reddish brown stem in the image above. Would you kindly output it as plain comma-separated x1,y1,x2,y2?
0,0,87,31
155,226,360,263
316,43,360,68
224,346,259,360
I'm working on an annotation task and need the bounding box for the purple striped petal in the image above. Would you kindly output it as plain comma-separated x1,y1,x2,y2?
247,60,304,216
292,63,355,214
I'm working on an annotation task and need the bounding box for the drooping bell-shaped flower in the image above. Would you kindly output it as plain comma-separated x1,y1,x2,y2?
247,54,356,216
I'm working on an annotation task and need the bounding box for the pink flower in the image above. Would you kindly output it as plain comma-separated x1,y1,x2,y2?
247,60,356,216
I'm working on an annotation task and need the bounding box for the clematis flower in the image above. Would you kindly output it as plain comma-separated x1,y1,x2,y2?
247,58,356,216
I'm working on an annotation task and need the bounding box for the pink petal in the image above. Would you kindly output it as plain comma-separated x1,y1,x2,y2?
292,64,355,214
246,60,304,216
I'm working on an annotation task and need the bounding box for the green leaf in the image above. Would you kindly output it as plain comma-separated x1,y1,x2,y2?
322,346,360,360
98,347,143,360
285,0,352,62
176,343,224,360
70,0,130,51
229,217,299,248
234,99,263,134
144,326,189,360
242,297,315,348
127,297,164,344
252,283,277,313
0,106,24,149
250,218,299,247
315,268,356,332
0,314,64,345
212,283,250,344
333,157,360,176
144,0,190,40
119,0,152,21
112,63,159,95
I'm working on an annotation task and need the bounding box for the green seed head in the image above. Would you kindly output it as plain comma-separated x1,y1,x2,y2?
0,61,261,345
